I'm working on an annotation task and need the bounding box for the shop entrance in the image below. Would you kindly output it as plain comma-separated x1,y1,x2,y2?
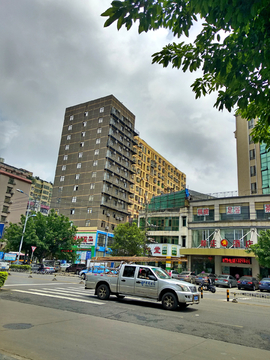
229,267,251,278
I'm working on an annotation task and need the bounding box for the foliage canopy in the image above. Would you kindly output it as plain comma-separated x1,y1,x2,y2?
102,1,270,147
4,210,79,262
247,230,270,269
110,222,145,256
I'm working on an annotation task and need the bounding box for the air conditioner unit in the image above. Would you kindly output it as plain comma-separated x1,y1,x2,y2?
105,226,109,230
107,213,110,217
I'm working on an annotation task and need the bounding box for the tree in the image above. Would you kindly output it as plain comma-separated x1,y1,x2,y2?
247,230,270,268
102,1,270,147
110,222,145,256
4,210,79,263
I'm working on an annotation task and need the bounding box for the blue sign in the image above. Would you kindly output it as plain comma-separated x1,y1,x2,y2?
0,252,4,260
4,253,16,261
86,251,92,260
0,224,4,238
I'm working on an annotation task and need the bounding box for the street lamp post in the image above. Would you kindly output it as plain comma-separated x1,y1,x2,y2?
16,189,36,264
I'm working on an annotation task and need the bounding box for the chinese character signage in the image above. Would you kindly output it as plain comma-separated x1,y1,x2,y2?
162,246,167,255
226,206,241,214
222,257,251,265
264,204,270,213
171,246,177,256
74,232,96,248
197,208,209,216
221,239,228,247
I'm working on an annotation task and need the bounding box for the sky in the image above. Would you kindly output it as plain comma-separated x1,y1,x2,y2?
0,0,238,195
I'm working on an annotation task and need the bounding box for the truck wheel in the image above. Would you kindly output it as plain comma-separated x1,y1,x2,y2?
162,292,178,311
97,284,110,300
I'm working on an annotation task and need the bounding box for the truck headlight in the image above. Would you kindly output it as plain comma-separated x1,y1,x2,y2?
177,284,190,292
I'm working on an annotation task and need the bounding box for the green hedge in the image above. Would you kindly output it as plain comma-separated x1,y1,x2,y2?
10,264,31,271
0,272,8,287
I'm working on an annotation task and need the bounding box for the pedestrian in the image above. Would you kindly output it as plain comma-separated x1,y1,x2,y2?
235,273,239,281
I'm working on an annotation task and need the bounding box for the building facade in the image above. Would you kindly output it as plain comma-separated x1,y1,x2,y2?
30,178,53,215
138,191,270,278
129,137,186,218
0,159,32,226
51,95,138,257
235,115,270,196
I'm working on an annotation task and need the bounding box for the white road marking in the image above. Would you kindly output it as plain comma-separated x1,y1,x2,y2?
13,289,104,305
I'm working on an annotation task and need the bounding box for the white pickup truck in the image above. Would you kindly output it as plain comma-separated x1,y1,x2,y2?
85,264,200,310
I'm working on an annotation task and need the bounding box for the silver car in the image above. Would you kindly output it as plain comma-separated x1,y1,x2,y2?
178,271,196,284
215,275,238,288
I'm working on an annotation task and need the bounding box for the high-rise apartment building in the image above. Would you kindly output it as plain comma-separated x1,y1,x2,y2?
51,95,138,254
129,137,186,217
235,115,270,196
29,178,53,215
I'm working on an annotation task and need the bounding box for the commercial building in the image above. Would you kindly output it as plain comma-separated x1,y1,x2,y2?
51,95,138,257
235,115,270,196
129,137,186,218
0,159,32,226
138,190,269,277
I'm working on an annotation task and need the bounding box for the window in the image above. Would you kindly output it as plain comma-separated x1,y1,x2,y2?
94,149,99,155
80,142,84,147
89,195,94,202
74,185,78,191
75,174,80,180
97,128,102,134
96,138,101,144
68,125,72,130
77,163,81,169
251,182,257,194
248,118,254,129
90,183,95,189
249,134,254,144
181,236,186,247
87,208,92,213
81,132,85,137
100,107,104,113
64,155,68,160
58,186,63,192
84,111,88,117
92,172,97,177
93,160,98,166
67,135,71,140
78,152,83,158
65,145,69,150
62,165,66,171
83,121,87,127
70,209,75,215
98,118,103,123
249,149,255,160
85,220,90,226
69,115,74,120
123,265,136,278
60,176,65,182
182,216,187,227
250,165,256,177
72,197,77,203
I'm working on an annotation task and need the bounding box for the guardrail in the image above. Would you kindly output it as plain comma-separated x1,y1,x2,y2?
231,291,270,303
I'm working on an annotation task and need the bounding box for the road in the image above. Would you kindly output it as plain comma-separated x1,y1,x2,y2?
1,272,270,360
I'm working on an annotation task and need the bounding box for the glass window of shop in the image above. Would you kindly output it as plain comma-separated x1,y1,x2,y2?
220,228,251,248
256,202,270,220
140,217,179,231
153,236,179,244
193,206,214,222
219,204,250,221
192,229,214,248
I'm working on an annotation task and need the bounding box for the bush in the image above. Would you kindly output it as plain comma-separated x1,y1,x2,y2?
0,272,8,287
10,264,31,271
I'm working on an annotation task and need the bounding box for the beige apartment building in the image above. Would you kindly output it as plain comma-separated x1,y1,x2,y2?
0,159,32,226
29,178,53,215
235,115,270,196
129,137,186,218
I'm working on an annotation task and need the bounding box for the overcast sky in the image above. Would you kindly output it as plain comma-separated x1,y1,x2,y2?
0,0,238,195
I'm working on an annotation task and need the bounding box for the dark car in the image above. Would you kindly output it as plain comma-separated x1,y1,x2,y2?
237,276,259,291
259,278,270,292
195,272,216,285
65,263,86,274
215,275,238,288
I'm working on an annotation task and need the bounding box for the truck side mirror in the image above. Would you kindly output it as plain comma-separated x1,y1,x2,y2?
148,275,157,281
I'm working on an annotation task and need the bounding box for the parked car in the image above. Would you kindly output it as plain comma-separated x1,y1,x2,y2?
215,275,238,288
177,271,196,283
65,263,86,274
237,276,259,291
0,261,10,270
30,263,43,272
170,270,181,279
195,272,216,285
80,266,117,280
259,278,270,292
60,263,72,271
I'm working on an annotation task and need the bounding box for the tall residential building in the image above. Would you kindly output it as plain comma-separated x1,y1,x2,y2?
235,115,270,196
29,178,53,215
51,95,138,254
0,159,32,226
129,137,186,217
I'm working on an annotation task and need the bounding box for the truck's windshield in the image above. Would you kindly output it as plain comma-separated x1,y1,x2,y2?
151,268,171,279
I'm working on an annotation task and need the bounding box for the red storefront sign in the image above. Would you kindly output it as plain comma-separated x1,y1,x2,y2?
222,257,251,264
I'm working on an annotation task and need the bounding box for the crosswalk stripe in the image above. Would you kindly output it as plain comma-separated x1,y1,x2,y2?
13,289,104,305
41,288,90,296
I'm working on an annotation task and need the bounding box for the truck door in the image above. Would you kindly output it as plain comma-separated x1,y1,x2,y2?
135,267,158,298
118,265,136,295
